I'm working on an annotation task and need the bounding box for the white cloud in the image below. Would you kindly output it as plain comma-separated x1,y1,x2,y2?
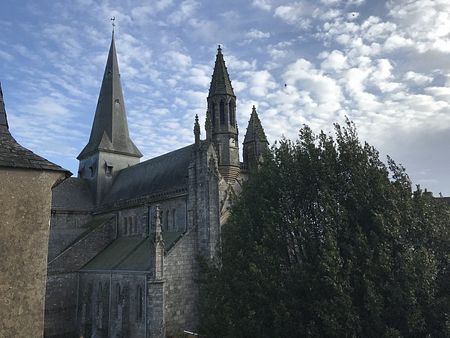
320,50,348,72
404,71,433,85
274,3,311,29
252,0,272,11
246,29,271,40
165,50,192,68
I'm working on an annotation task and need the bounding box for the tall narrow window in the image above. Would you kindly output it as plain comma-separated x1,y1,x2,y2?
166,210,169,230
212,103,216,127
136,286,143,322
220,100,225,125
124,217,128,235
229,101,235,125
172,209,176,231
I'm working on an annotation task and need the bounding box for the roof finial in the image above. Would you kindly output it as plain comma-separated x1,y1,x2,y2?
110,16,116,35
218,44,222,53
194,114,201,145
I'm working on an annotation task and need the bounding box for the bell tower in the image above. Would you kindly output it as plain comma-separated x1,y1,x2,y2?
206,46,240,182
77,32,142,204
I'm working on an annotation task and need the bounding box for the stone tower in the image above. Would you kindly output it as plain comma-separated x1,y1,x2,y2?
77,32,142,204
206,46,239,182
243,105,268,171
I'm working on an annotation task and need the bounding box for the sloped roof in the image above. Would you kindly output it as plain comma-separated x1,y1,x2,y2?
103,144,194,205
78,33,142,160
243,105,268,144
0,82,70,174
208,46,235,97
51,177,94,211
81,232,183,272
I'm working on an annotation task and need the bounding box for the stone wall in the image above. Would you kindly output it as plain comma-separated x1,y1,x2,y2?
164,230,198,336
44,273,78,338
0,168,65,338
78,273,148,338
48,211,92,260
44,216,116,337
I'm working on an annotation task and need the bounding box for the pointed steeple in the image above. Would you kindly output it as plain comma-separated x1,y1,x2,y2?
78,33,142,160
243,105,268,171
244,105,268,144
0,82,8,129
208,45,235,98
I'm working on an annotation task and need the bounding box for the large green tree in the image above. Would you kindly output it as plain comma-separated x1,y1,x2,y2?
199,121,450,338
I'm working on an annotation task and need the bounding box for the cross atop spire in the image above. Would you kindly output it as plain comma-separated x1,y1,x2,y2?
110,16,115,34
208,45,235,98
77,32,142,160
0,82,8,129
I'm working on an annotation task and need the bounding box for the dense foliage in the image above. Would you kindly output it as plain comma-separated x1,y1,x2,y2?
199,122,450,337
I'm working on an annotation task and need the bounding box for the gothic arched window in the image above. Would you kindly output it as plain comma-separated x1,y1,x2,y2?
212,103,216,127
172,209,176,230
136,286,143,322
229,101,235,126
166,210,169,230
220,100,225,125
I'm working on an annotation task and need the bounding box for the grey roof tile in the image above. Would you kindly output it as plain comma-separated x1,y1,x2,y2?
78,33,142,160
0,82,70,174
51,177,94,211
102,144,194,205
208,46,235,97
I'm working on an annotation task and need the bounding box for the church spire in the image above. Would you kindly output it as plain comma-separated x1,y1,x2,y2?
208,45,235,98
243,105,268,171
206,46,239,181
243,105,268,145
0,82,8,129
77,32,142,160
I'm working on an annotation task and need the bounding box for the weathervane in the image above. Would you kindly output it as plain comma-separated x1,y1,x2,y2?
111,16,116,33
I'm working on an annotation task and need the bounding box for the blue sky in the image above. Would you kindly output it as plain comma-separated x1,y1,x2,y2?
1,0,450,194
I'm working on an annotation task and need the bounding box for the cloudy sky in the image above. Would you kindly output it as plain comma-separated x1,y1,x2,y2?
1,0,450,194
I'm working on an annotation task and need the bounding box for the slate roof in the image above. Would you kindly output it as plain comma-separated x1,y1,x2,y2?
78,33,142,160
81,232,183,272
208,46,235,97
243,105,268,145
51,177,94,211
0,82,70,174
103,144,194,205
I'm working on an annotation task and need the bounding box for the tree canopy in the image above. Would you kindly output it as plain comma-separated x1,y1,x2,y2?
199,121,450,338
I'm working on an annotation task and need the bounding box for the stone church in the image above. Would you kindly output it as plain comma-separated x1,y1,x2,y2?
44,32,268,338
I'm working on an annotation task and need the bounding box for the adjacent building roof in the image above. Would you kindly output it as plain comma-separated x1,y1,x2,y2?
78,33,142,160
51,177,94,211
81,232,183,272
103,144,194,205
208,46,235,97
0,82,70,174
243,105,268,144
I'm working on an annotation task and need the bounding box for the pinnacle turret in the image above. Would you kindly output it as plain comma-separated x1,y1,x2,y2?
208,45,235,98
194,114,200,145
243,105,268,171
244,105,268,144
78,33,142,160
